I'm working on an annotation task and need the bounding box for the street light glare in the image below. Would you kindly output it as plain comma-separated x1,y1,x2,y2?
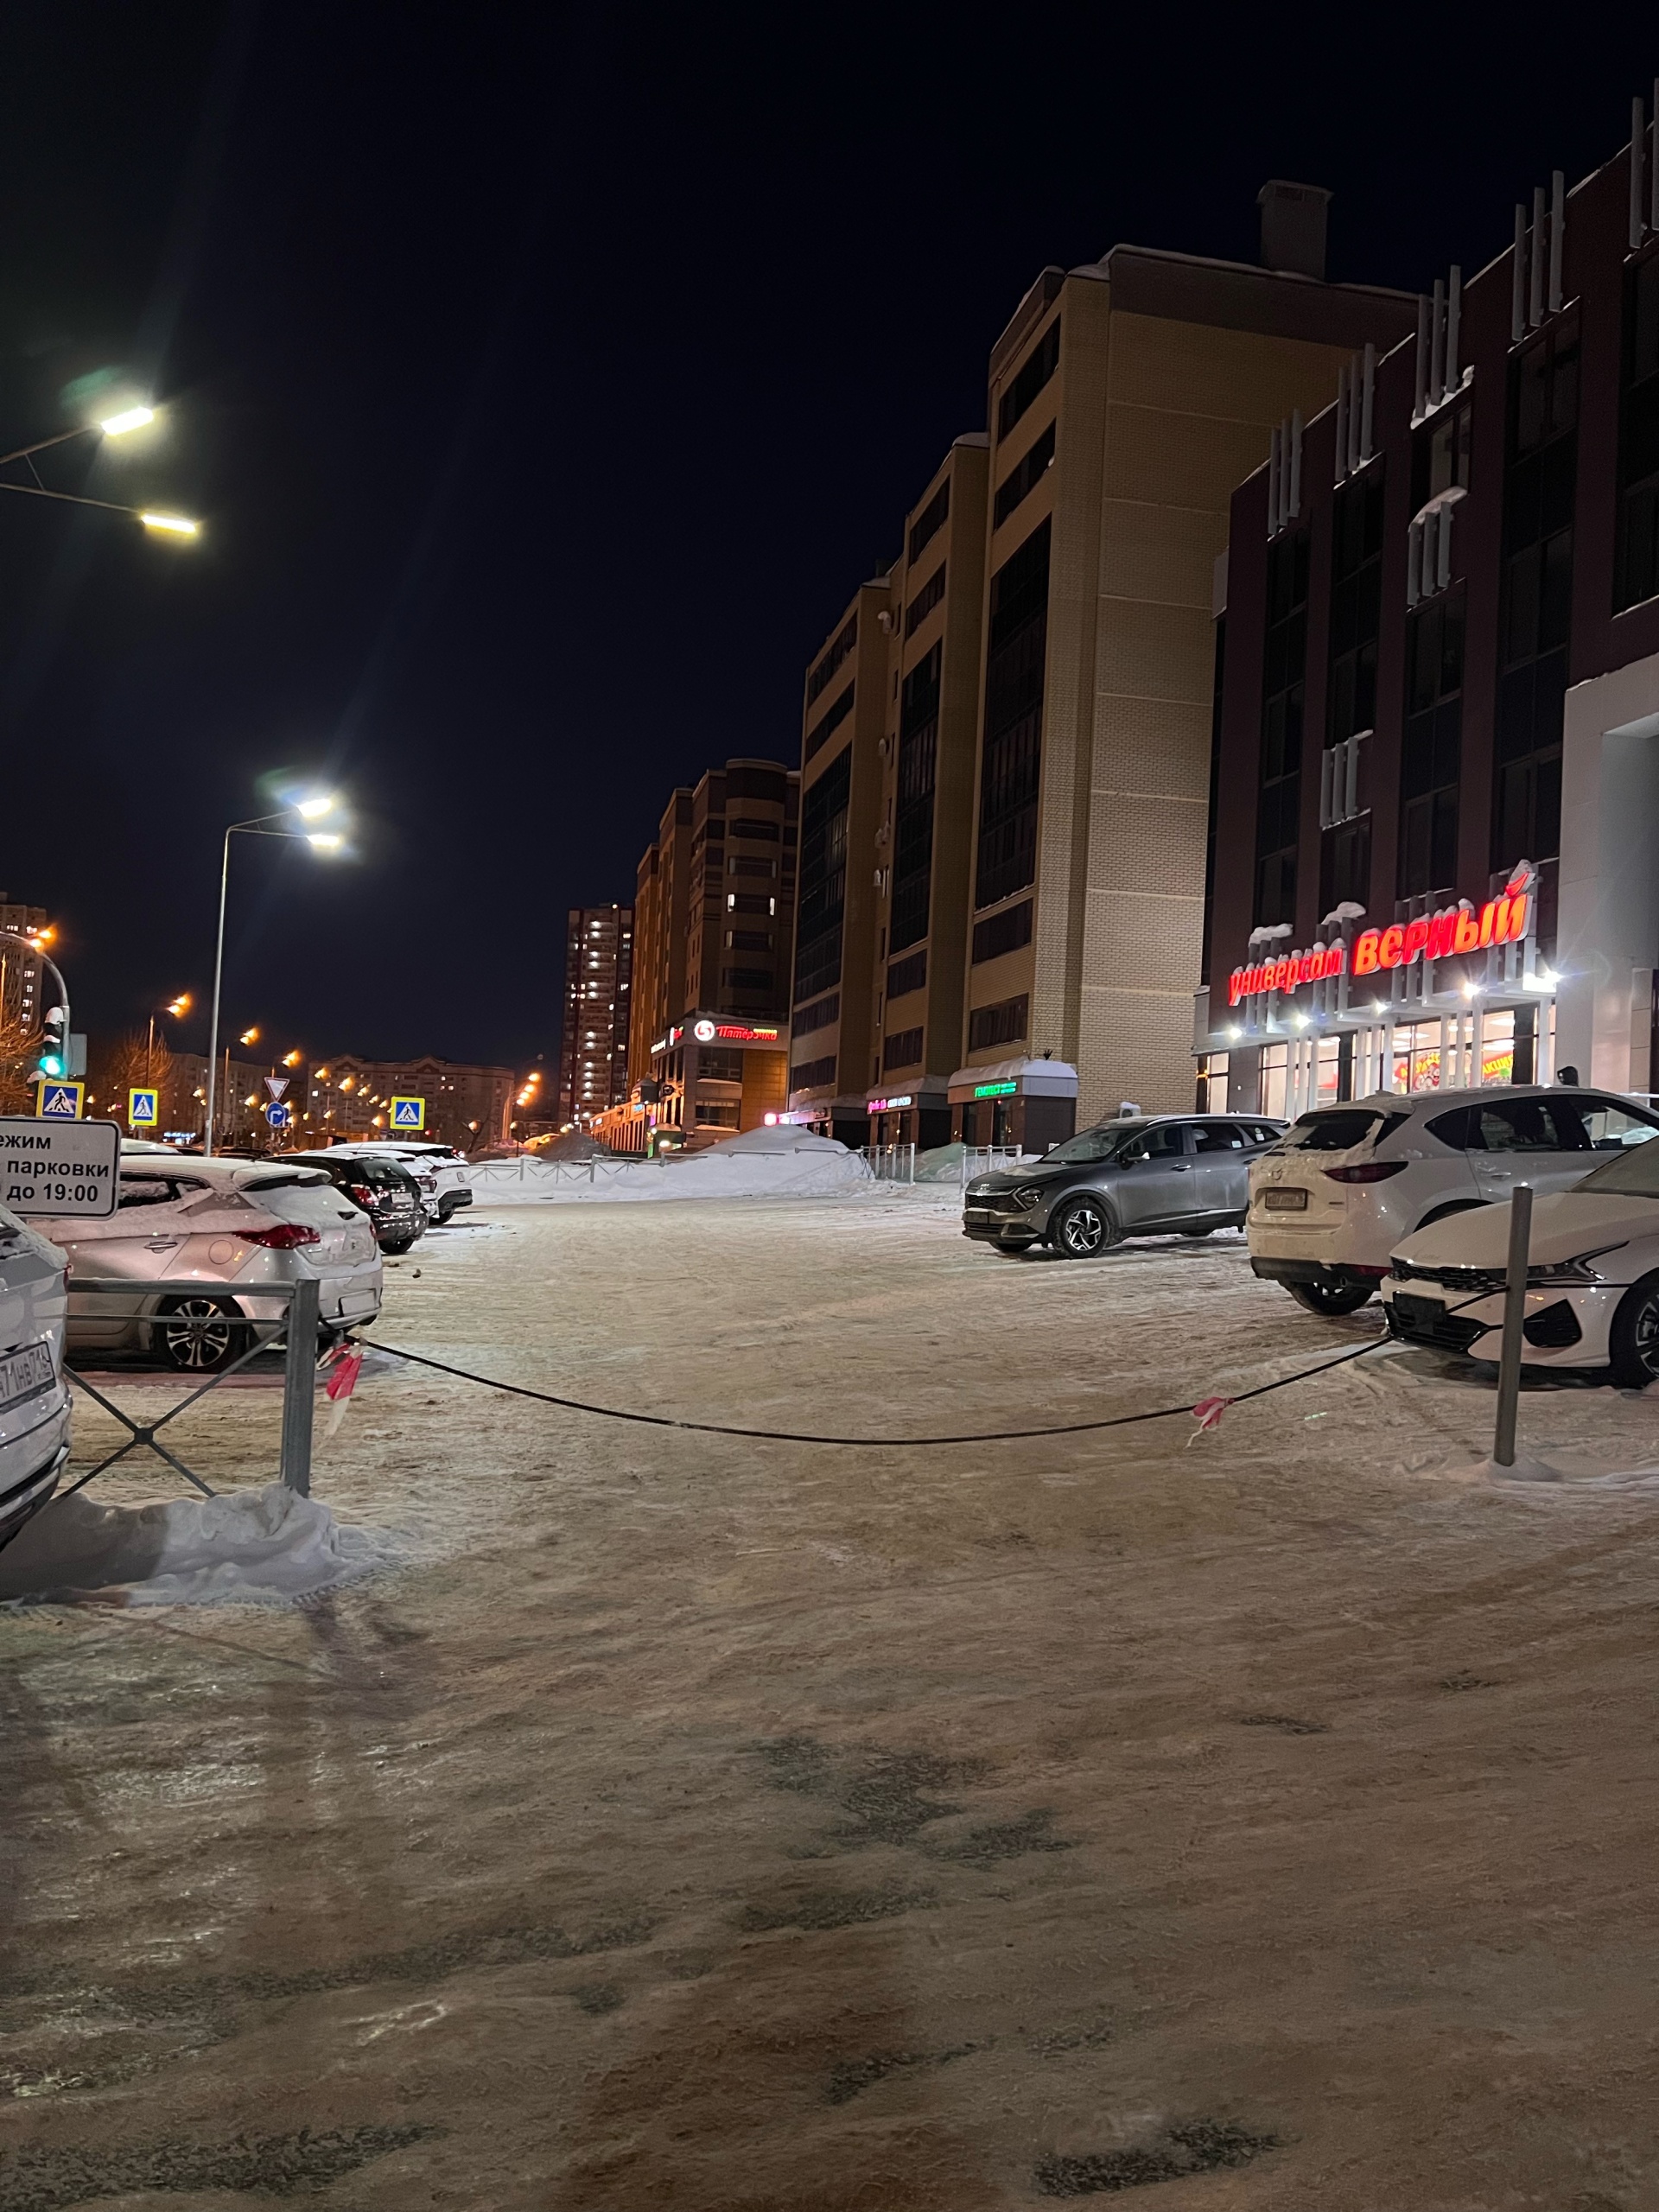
295,793,339,820
100,405,155,435
307,832,344,851
140,512,200,536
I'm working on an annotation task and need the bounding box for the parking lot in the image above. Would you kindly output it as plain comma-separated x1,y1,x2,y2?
6,1187,1659,2208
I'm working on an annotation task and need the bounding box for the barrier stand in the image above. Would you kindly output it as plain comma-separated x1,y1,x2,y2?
1491,1182,1533,1471
61,1278,321,1501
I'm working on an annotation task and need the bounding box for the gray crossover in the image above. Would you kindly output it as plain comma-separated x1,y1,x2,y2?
963,1114,1287,1257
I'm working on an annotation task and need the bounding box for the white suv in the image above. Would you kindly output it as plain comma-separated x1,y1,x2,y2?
1248,1087,1659,1318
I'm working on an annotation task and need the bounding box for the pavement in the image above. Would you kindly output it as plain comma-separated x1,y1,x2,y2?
5,1190,1659,2209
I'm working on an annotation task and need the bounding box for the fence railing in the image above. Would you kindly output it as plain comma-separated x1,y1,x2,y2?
61,1276,321,1503
960,1145,1030,1187
861,1143,917,1183
458,1155,662,1192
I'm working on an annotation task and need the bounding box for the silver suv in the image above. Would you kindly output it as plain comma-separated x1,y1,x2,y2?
963,1114,1286,1258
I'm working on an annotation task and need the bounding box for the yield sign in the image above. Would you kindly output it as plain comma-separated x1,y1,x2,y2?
264,1075,290,1100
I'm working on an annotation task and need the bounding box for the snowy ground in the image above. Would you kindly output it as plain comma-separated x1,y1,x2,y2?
6,1189,1659,2206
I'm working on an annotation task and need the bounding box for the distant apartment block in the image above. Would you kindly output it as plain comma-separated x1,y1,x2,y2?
557,904,632,1125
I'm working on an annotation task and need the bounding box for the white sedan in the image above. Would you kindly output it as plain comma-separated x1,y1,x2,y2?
0,1203,71,1551
1381,1137,1659,1384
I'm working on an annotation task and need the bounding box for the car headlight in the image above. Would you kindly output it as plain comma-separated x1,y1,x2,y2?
1527,1243,1627,1285
1008,1185,1046,1210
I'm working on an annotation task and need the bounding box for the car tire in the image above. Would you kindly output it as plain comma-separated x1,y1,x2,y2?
1286,1279,1376,1318
1049,1196,1121,1259
382,1237,416,1255
156,1295,245,1374
1608,1269,1659,1387
1417,1199,1487,1231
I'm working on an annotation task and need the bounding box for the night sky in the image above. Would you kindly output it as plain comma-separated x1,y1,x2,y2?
3,5,1656,1075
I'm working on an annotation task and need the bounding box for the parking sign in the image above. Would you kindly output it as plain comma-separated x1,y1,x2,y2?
128,1087,160,1127
0,1116,120,1217
390,1096,425,1130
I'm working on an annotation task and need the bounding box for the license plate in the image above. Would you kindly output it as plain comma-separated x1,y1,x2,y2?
963,1208,993,1224
1263,1187,1309,1211
1392,1294,1446,1327
0,1340,54,1411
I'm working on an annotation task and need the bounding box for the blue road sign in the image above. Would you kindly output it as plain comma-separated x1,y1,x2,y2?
265,1102,292,1129
390,1096,425,1129
128,1087,160,1127
36,1081,86,1121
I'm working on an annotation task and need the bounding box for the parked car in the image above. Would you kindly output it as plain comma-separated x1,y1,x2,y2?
315,1141,473,1224
0,1203,71,1552
34,1158,383,1373
1248,1087,1659,1318
963,1114,1287,1257
299,1153,429,1253
1382,1131,1659,1383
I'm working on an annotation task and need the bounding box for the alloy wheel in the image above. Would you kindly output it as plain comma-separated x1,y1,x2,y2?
161,1297,238,1373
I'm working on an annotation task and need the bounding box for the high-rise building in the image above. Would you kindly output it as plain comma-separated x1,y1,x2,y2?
955,201,1418,1134
556,905,632,1125
0,895,50,1042
786,188,1420,1150
787,578,896,1144
1202,115,1659,1119
607,759,798,1151
861,436,991,1151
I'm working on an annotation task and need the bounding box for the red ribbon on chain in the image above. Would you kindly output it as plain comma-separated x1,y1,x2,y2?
1188,1395,1233,1442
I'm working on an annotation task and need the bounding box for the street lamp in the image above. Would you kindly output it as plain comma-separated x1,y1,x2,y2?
145,990,192,1088
0,405,201,537
0,927,71,1093
203,796,349,1156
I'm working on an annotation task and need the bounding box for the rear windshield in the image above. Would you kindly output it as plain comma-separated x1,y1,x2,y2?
242,1172,329,1192
1283,1109,1407,1152
1575,1140,1659,1199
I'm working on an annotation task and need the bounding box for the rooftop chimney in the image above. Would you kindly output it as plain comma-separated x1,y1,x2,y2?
1257,180,1332,280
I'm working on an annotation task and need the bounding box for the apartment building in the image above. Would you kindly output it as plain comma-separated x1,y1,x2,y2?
556,904,632,1125
628,790,693,1083
608,758,799,1150
957,193,1420,1128
788,579,894,1143
1203,105,1659,1116
0,895,50,1042
861,437,991,1151
308,1055,514,1149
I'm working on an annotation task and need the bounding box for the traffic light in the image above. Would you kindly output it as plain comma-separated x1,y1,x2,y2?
36,1005,67,1079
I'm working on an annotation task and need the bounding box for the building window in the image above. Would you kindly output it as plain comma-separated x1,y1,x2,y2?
1399,587,1465,898
887,948,926,1000
997,318,1060,441
722,967,772,990
724,930,772,951
994,421,1055,527
793,992,839,1036
728,817,780,841
976,518,1050,911
805,682,854,763
904,564,946,639
968,995,1029,1052
790,1052,836,1091
794,747,851,1003
1255,531,1308,927
808,616,857,707
971,898,1033,963
909,479,950,564
1319,816,1371,912
1496,319,1576,876
1328,467,1383,747
892,645,940,953
884,1026,924,1072
697,1048,744,1081
1617,253,1659,610
728,855,776,876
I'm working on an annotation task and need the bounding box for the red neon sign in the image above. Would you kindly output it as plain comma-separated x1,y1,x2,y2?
1228,866,1535,1007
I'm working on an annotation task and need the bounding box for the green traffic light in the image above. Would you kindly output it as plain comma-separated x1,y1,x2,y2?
38,1055,65,1077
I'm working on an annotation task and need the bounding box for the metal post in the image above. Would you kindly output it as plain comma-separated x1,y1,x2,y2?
1491,1183,1533,1470
280,1278,320,1496
204,828,232,1158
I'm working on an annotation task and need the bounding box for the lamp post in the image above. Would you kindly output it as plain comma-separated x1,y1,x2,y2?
204,798,346,1157
0,406,200,537
0,929,70,1100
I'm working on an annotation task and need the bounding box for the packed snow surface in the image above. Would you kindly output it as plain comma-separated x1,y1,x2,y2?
0,1481,400,1607
459,1127,873,1204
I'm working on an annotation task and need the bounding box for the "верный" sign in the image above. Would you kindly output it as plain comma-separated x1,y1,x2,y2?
0,1117,121,1217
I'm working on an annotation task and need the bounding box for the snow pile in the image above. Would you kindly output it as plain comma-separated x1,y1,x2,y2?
0,1483,401,1608
460,1128,874,1205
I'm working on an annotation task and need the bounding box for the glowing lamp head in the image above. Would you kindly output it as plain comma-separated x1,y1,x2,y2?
99,405,155,435
307,832,344,852
294,793,338,820
139,512,199,537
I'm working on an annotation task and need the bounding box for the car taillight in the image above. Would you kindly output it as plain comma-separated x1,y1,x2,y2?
234,1224,321,1249
1322,1160,1410,1184
348,1184,377,1208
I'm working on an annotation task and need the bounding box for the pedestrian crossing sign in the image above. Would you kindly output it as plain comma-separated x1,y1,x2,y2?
36,1080,86,1121
390,1096,424,1130
128,1088,160,1128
